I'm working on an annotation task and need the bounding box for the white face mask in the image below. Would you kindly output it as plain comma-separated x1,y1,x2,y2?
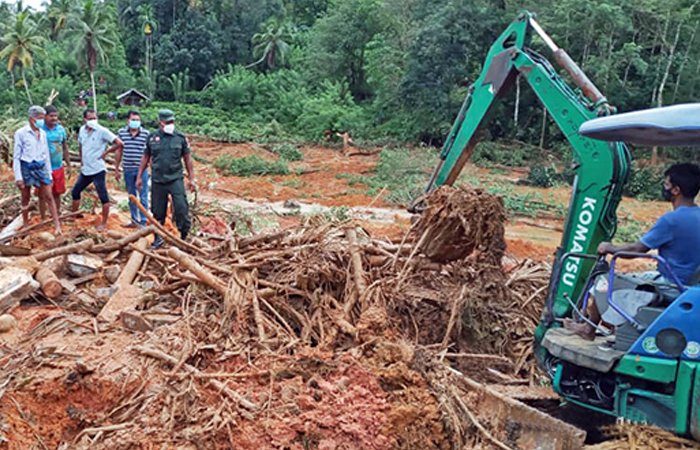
86,119,99,129
163,124,175,134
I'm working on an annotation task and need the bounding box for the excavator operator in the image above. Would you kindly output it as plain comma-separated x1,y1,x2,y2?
566,163,700,341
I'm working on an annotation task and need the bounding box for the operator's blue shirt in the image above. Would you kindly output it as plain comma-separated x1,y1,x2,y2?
641,205,700,284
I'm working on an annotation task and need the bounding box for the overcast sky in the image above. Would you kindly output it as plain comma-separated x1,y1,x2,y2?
17,0,45,11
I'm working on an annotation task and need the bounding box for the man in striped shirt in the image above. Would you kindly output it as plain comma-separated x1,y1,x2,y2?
115,110,150,228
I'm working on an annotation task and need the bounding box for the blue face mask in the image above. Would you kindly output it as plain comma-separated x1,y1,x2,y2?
129,120,141,129
35,119,45,128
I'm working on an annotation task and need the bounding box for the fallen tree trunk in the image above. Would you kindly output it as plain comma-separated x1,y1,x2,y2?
92,226,156,253
98,237,149,322
166,248,227,297
128,195,205,255
32,239,95,262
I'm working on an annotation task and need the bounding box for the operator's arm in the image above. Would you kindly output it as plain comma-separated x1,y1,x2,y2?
598,241,650,255
599,215,671,255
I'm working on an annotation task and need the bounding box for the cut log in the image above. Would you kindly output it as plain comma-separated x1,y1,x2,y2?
166,248,227,297
98,237,149,322
0,266,40,314
33,239,94,262
36,268,62,298
92,226,156,253
128,195,205,255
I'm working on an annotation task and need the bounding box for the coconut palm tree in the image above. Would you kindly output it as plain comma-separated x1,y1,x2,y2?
44,0,77,40
250,20,292,71
64,0,118,113
0,11,44,104
138,3,157,89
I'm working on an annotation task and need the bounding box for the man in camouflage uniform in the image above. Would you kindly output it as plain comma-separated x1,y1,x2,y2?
136,109,196,248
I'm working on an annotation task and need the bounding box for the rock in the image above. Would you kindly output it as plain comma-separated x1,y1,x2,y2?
67,254,104,277
119,310,153,333
0,314,16,332
0,267,40,314
104,265,121,284
37,232,56,243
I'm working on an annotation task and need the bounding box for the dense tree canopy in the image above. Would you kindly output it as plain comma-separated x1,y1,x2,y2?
0,0,699,150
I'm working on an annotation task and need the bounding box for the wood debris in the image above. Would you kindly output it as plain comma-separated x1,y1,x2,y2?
0,186,614,449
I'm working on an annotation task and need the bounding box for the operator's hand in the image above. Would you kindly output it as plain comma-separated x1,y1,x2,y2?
187,178,197,192
66,166,72,179
135,177,143,191
597,242,615,255
16,180,25,190
115,168,121,184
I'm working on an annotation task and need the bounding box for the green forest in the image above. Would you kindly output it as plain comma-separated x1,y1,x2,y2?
1,0,700,152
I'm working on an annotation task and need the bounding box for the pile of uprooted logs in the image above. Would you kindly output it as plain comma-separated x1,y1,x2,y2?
0,186,589,449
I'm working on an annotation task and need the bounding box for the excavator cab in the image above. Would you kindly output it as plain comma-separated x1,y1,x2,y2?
540,104,700,437
415,7,700,438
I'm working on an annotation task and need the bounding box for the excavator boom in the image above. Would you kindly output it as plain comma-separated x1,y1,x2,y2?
421,11,630,338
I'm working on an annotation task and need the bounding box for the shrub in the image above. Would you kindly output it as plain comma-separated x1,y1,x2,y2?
213,154,289,176
624,163,666,200
269,143,303,161
472,141,542,167
526,165,558,188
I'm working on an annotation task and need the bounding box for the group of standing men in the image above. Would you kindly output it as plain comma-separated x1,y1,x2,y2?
13,106,196,249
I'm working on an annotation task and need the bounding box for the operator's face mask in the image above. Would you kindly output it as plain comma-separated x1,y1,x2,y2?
662,177,677,202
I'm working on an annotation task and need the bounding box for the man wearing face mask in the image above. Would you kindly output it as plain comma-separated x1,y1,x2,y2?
136,109,196,249
13,106,61,234
71,108,124,232
116,111,150,228
38,105,70,219
566,163,700,340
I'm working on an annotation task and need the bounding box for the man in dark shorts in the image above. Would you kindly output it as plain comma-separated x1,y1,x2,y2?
71,109,123,232
13,106,62,234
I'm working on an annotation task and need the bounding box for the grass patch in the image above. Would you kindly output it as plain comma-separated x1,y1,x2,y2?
347,147,437,206
213,154,289,176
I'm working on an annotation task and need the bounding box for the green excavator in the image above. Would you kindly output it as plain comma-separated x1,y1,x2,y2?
419,10,700,441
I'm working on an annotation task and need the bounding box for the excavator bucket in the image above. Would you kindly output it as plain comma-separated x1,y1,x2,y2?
452,369,587,450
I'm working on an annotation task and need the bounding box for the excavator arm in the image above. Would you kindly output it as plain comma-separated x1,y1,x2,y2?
419,12,631,344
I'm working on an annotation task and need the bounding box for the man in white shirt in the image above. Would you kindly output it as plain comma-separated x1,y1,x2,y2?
71,108,123,232
13,106,61,234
